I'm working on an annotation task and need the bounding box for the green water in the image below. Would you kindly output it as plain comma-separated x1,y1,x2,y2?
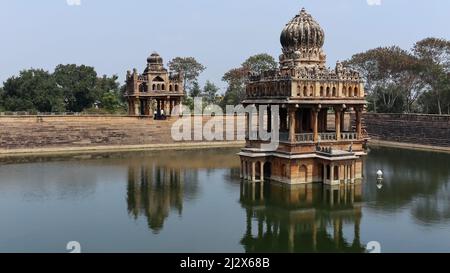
0,147,449,253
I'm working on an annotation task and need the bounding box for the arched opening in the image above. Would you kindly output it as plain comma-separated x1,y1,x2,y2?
310,85,314,96
162,84,165,91
326,87,330,97
349,87,353,97
157,84,161,90
139,83,148,93
303,86,307,97
169,85,173,92
354,87,358,97
299,165,307,183
152,84,156,91
332,87,337,97
175,85,179,92
320,86,324,97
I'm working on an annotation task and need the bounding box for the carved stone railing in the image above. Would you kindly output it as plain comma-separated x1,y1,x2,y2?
341,132,358,141
255,131,358,143
319,133,337,141
279,133,314,143
296,133,314,142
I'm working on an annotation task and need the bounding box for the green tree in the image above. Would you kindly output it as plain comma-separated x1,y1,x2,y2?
189,80,202,97
53,64,98,112
413,38,450,114
0,87,4,111
2,69,65,112
168,57,206,92
345,46,423,113
221,67,248,108
222,53,277,107
95,74,125,112
202,80,220,105
242,53,278,74
100,90,123,113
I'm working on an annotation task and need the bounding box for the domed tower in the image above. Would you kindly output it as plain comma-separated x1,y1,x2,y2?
279,8,327,70
125,52,185,118
145,52,166,73
240,7,368,186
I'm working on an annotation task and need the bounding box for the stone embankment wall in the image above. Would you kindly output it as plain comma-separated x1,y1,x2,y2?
1,113,449,154
364,113,450,148
0,115,245,153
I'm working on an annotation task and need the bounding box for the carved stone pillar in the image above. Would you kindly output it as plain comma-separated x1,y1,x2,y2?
255,105,260,140
288,107,296,143
134,99,140,116
355,107,362,139
260,161,265,181
240,159,244,179
335,107,342,140
245,112,250,140
251,161,256,182
148,99,154,117
165,97,170,116
330,163,335,183
312,108,319,142
128,100,134,115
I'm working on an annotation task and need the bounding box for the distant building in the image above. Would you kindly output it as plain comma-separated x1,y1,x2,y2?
239,8,369,185
125,53,185,117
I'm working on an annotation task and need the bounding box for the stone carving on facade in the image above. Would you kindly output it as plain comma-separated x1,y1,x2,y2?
246,8,364,100
240,7,368,185
124,52,185,117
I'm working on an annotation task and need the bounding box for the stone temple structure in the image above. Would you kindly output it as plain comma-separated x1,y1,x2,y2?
239,8,368,185
125,53,185,117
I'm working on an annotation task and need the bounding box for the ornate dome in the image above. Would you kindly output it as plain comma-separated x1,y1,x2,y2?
280,8,325,53
145,52,166,73
147,52,163,64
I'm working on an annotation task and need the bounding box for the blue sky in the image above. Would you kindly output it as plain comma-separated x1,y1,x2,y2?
0,0,448,91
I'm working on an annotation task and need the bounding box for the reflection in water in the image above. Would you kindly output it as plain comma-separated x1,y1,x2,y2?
126,163,197,233
1,147,450,252
364,147,450,224
125,148,240,234
240,182,365,253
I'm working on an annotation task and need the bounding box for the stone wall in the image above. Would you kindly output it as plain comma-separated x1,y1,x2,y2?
364,113,450,147
2,113,449,153
0,115,245,152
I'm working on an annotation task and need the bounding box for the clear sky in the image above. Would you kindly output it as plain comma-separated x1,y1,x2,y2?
0,0,448,91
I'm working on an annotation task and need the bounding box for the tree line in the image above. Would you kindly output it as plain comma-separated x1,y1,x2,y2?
1,37,448,115
0,64,124,114
345,37,450,114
